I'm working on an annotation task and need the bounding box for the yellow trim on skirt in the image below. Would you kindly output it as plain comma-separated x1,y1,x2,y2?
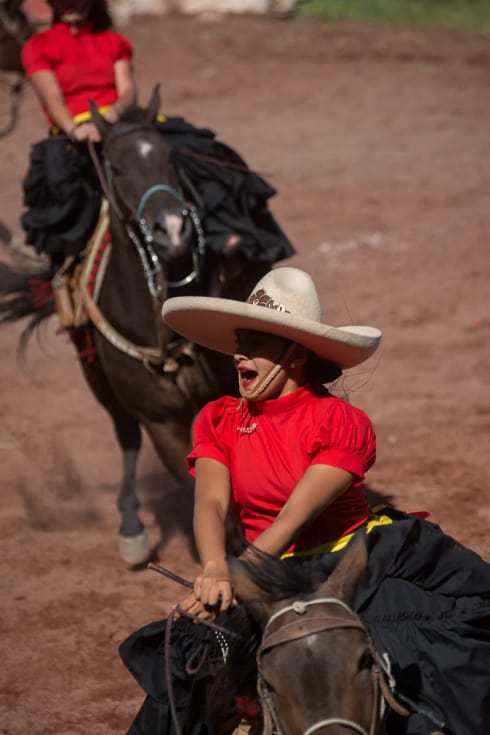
280,513,394,559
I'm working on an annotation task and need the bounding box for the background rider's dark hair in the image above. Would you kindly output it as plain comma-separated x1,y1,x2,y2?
49,1,113,32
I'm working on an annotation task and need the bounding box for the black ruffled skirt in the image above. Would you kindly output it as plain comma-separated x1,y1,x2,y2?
120,605,259,735
20,117,295,268
120,510,490,735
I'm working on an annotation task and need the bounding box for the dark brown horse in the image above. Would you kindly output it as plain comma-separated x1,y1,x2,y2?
0,0,33,72
0,1,35,244
0,87,273,565
0,0,34,138
227,539,416,735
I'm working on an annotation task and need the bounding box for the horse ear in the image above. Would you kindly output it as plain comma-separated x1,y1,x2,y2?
228,556,276,629
88,99,112,139
318,533,368,607
145,83,161,123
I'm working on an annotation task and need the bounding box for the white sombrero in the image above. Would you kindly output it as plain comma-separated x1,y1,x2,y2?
162,267,382,369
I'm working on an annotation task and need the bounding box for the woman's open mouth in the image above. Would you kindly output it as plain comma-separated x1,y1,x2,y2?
238,368,257,389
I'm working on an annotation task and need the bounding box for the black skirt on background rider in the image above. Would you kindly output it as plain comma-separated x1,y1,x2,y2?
120,508,490,735
20,117,296,272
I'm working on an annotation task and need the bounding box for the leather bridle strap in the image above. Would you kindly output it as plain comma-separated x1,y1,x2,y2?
87,140,124,219
303,718,370,735
257,598,391,735
259,615,366,653
259,598,364,654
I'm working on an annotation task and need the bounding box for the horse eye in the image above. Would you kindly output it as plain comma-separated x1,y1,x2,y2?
358,650,373,671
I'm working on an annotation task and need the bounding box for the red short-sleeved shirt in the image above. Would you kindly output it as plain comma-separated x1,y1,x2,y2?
187,385,376,553
22,22,133,125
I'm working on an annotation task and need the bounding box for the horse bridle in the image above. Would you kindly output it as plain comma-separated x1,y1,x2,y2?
257,598,408,735
88,129,206,296
135,183,206,288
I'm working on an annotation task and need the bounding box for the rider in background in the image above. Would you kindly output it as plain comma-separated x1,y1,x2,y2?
19,0,295,281
20,0,136,267
22,0,136,141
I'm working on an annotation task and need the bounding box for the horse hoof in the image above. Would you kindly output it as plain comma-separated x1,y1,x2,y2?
118,530,151,566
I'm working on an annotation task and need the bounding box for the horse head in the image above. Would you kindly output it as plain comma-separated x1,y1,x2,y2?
228,538,394,735
90,86,201,280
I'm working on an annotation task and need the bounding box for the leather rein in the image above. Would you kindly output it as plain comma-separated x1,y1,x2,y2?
257,598,409,735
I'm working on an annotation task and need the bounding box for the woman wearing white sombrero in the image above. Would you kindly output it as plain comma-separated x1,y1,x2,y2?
120,267,490,735
163,266,382,605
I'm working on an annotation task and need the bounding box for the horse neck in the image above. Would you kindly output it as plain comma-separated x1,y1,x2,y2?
195,346,239,399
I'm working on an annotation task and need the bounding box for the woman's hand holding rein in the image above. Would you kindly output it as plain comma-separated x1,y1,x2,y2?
176,559,233,621
195,559,233,610
69,121,101,142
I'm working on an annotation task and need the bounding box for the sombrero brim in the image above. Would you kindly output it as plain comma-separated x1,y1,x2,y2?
162,296,381,369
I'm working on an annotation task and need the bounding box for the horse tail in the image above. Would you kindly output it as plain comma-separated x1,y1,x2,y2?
0,262,55,360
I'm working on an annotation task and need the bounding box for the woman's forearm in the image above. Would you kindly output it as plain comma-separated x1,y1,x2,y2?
194,498,229,566
30,70,75,134
252,464,355,557
193,458,231,567
110,59,137,118
190,458,233,612
110,86,136,119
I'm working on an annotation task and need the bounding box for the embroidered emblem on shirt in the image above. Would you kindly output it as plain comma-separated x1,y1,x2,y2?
237,422,258,434
247,289,290,312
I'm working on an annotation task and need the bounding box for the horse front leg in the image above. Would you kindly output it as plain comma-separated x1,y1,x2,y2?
79,356,151,566
143,417,245,557
114,421,152,567
141,416,196,551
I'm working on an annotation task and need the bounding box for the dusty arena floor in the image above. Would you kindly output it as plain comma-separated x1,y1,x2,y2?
0,13,489,734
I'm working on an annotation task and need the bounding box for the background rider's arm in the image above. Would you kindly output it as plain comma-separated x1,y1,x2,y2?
29,69,100,141
30,69,75,135
250,464,354,557
103,59,137,122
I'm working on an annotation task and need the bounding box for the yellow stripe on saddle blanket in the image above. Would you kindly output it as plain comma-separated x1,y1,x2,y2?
280,513,394,559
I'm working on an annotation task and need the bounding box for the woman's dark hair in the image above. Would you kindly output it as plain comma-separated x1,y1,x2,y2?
285,341,342,392
49,1,113,31
306,351,342,390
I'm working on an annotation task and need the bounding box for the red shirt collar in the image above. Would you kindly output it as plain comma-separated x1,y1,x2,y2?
246,384,315,417
53,21,95,36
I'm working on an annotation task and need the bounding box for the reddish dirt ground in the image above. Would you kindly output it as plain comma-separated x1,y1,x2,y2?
0,14,489,734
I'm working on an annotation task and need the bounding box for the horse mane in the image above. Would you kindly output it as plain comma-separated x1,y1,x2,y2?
234,547,319,601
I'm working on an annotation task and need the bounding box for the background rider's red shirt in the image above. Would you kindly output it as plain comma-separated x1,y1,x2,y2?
188,385,376,554
22,22,133,125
